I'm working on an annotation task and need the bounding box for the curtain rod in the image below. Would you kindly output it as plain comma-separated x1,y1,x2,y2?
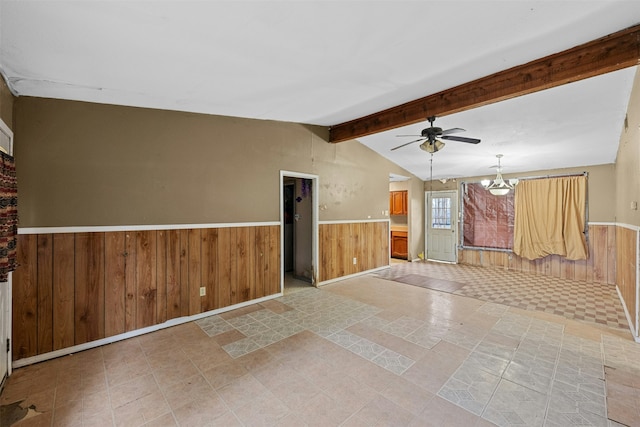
460,171,587,185
514,171,587,181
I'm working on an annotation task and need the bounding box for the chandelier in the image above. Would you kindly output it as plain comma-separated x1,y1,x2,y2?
481,154,518,196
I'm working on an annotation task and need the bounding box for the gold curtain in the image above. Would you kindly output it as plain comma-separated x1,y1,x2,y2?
513,175,587,260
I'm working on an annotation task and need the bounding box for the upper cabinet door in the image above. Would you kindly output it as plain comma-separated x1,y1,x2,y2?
390,191,408,215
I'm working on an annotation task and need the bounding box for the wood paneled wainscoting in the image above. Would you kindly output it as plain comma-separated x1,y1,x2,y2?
458,224,617,285
616,224,638,338
319,220,389,283
12,224,280,363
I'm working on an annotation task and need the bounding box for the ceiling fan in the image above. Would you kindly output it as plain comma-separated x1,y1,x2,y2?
391,116,481,153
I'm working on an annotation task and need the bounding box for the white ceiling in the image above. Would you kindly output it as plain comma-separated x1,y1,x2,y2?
1,1,639,181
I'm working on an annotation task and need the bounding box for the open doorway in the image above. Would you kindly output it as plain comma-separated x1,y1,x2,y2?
389,174,410,263
280,171,318,292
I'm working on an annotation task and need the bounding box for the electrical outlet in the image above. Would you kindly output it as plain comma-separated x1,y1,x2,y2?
353,257,357,265
199,287,206,296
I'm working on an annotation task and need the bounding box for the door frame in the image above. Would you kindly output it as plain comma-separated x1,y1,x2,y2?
425,190,459,263
0,117,13,387
280,171,319,291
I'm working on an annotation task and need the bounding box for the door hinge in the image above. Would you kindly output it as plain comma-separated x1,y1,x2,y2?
6,338,9,353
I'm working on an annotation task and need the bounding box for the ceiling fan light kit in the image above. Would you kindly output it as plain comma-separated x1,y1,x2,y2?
420,140,445,153
482,154,518,195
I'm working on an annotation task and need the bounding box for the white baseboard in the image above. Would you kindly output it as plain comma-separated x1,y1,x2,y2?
318,265,389,286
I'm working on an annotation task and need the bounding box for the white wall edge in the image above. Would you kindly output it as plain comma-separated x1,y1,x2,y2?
11,292,282,369
609,222,640,232
18,221,281,235
319,219,390,225
636,228,639,337
317,265,389,286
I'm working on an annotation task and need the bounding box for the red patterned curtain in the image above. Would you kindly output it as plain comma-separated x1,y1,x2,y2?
0,151,17,282
463,182,515,250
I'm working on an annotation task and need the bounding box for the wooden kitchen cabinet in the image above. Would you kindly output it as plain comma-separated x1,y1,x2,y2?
390,191,407,215
391,230,408,259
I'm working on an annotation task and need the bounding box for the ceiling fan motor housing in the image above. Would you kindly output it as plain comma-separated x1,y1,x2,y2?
422,127,443,137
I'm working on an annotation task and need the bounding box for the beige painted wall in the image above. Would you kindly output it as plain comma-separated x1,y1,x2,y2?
408,177,425,260
424,163,616,222
615,66,640,227
15,97,419,228
0,77,13,130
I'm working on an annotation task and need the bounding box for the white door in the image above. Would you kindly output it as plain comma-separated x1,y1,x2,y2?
426,191,458,262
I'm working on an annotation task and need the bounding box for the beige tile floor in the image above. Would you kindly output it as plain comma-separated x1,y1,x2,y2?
1,266,639,426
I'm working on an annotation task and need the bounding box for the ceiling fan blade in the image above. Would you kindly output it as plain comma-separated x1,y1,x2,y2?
441,135,481,144
391,138,425,151
395,134,422,137
441,127,465,136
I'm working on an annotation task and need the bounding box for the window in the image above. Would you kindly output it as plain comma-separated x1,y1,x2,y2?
431,197,452,229
461,174,588,256
461,182,514,250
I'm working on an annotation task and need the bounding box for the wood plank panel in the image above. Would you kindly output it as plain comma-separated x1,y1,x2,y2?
74,233,105,344
36,235,53,354
236,227,251,303
254,226,267,299
380,222,390,266
201,228,218,312
376,222,385,267
521,257,535,274
156,230,167,324
509,251,521,271
351,223,361,275
560,255,575,280
321,224,336,282
340,223,351,278
616,226,636,327
188,229,201,316
217,227,232,308
135,230,157,329
267,225,280,294
104,232,126,337
13,235,38,360
573,258,588,282
585,229,595,283
364,223,375,270
124,232,137,332
52,234,75,351
165,229,182,320
591,225,607,284
179,229,190,317
606,225,616,285
549,255,560,278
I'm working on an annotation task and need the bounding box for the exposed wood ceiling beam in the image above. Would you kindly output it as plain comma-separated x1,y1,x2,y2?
329,24,640,143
